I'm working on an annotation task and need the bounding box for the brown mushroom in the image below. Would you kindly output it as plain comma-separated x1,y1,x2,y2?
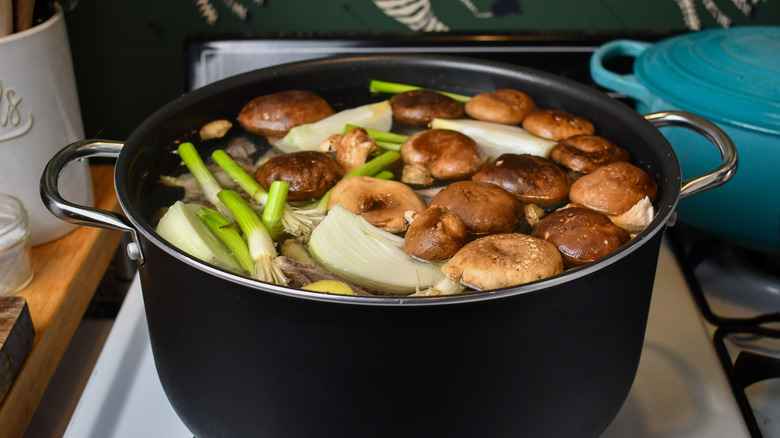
319,127,379,173
464,88,537,124
568,161,658,215
531,206,630,268
522,109,595,140
400,129,486,186
441,233,564,290
255,151,343,202
471,153,571,207
549,134,630,174
390,90,464,126
327,176,426,233
404,205,468,261
238,90,335,139
429,180,524,235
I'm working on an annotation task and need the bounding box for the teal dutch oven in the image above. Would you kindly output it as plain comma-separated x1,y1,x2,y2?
591,26,780,255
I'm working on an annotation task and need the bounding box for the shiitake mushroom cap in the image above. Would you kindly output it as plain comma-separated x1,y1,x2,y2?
400,128,486,184
390,90,464,126
550,134,631,174
327,175,426,234
429,180,525,235
442,233,564,290
255,151,343,202
568,161,658,215
471,153,571,207
532,206,631,268
238,90,335,138
464,88,537,125
522,109,595,140
404,205,468,262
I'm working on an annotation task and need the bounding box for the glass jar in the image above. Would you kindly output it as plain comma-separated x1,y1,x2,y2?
0,194,34,296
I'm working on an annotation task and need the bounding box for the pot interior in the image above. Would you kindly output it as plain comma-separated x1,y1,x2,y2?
116,54,680,299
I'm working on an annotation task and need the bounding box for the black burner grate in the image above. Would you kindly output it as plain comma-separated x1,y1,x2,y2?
668,227,780,438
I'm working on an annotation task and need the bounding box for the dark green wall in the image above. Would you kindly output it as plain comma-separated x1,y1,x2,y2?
63,0,779,139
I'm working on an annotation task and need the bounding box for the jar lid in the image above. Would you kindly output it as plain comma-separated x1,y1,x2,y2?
635,26,780,134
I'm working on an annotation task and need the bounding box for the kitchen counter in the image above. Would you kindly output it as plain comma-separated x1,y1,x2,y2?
0,165,123,438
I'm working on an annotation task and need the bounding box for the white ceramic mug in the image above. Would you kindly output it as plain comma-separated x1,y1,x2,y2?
0,6,93,246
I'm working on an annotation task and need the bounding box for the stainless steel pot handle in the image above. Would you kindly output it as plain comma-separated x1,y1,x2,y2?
40,139,145,264
645,111,738,199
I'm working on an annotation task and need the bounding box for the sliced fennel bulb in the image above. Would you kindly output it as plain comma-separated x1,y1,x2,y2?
308,205,445,295
273,100,393,153
156,201,242,273
431,118,557,159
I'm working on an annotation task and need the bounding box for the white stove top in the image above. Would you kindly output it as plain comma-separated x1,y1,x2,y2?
64,235,755,438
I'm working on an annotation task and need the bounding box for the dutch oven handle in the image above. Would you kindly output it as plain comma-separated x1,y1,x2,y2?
40,139,145,264
590,39,653,107
645,111,738,199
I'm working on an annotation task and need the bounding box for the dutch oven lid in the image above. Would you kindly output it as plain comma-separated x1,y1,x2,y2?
634,26,780,134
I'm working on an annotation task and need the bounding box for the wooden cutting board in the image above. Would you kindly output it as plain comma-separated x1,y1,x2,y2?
0,297,35,404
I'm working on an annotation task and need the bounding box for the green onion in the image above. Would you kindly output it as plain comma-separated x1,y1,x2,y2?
197,206,254,275
345,150,400,179
375,141,402,152
372,170,394,180
217,189,288,285
344,124,409,144
261,181,289,238
212,149,270,205
369,79,471,103
178,142,230,217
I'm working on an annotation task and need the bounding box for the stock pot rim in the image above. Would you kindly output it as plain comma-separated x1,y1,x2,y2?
114,54,681,306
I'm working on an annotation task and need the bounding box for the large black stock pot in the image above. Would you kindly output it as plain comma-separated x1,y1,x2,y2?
41,55,736,438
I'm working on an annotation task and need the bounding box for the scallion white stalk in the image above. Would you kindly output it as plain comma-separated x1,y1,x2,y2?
197,206,254,276
217,189,288,286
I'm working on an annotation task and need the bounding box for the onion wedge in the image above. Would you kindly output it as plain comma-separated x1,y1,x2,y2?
308,204,445,295
431,118,557,159
273,100,393,153
155,201,242,273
